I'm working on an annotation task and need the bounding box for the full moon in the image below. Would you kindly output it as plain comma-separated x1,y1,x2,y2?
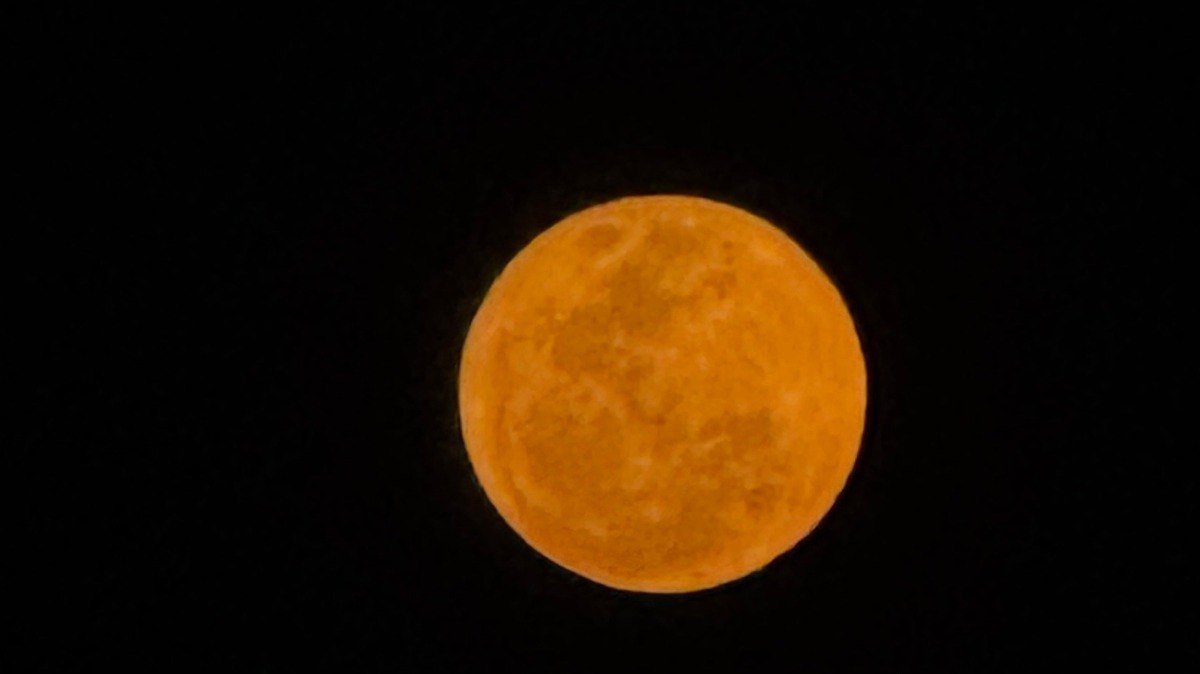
459,195,867,593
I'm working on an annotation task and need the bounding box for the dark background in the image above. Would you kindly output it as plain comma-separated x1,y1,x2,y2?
17,7,1188,670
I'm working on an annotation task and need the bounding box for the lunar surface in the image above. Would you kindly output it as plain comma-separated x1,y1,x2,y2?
458,195,867,593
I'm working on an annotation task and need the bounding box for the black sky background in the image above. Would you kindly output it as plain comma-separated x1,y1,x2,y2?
15,7,1189,670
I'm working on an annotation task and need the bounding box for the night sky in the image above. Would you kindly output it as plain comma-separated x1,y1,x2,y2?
16,7,1187,670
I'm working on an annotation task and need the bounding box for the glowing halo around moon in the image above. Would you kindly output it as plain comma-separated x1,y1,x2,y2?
458,195,867,593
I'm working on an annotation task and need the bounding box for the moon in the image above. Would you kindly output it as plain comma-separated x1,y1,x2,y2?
459,195,867,593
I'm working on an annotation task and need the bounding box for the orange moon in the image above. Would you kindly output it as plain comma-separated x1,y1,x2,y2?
459,195,867,593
